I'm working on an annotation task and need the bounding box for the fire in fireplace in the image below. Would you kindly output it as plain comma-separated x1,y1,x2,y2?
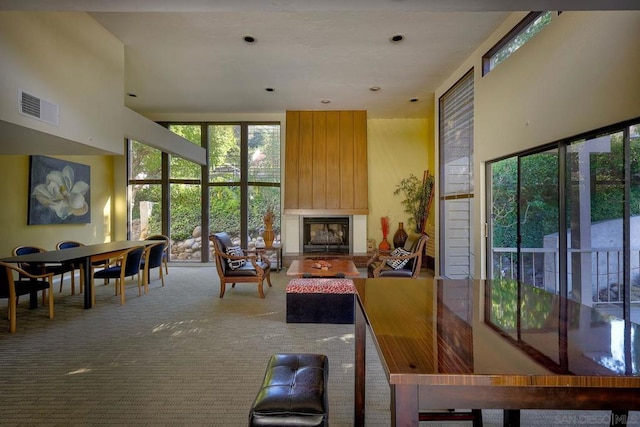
302,216,351,254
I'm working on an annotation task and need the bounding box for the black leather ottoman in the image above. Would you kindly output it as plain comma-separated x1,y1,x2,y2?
249,353,329,427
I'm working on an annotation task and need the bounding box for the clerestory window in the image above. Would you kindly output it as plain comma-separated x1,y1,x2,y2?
482,11,554,75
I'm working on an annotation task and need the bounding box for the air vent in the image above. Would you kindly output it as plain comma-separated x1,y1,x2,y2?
18,90,59,126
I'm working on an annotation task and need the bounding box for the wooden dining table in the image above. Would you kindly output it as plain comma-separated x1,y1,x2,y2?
353,277,640,426
1,241,153,309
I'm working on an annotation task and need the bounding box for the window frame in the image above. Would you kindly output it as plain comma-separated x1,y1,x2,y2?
482,11,554,76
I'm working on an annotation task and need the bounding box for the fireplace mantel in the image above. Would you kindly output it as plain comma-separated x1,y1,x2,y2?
284,208,369,216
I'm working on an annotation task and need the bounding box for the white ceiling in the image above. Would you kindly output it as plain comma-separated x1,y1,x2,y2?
2,0,639,122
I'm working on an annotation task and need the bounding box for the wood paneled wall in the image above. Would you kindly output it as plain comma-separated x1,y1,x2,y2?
285,110,368,215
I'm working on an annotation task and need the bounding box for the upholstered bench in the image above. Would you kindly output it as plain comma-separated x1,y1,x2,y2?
249,353,329,427
286,278,355,324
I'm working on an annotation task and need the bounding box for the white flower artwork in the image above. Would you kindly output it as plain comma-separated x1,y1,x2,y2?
29,156,91,224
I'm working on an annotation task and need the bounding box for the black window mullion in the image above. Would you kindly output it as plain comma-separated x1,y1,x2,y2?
240,122,249,248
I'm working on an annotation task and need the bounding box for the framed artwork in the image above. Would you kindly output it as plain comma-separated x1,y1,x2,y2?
28,155,91,225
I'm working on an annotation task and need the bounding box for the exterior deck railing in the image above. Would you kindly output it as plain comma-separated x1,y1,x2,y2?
492,247,640,304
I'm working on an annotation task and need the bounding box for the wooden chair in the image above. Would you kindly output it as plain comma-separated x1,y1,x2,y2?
92,246,145,305
209,232,272,298
55,240,85,295
12,245,70,304
147,235,169,275
0,261,54,333
140,241,165,292
366,233,428,279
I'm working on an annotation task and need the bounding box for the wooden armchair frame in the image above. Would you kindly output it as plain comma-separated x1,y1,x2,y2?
0,261,54,332
210,233,272,298
367,234,428,279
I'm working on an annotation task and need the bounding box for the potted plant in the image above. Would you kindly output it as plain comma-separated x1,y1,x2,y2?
393,170,435,234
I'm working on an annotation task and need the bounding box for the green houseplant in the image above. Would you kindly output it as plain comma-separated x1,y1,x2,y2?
394,170,435,234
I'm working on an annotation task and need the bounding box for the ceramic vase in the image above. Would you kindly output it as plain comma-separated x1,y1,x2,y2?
378,237,391,251
263,226,275,248
393,222,408,249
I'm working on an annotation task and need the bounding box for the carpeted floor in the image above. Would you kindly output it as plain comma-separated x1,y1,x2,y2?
0,266,635,426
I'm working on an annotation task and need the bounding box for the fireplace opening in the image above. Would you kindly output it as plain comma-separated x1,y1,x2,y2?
302,216,351,254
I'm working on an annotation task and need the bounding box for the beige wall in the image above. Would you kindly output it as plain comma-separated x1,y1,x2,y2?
0,155,115,257
0,12,125,154
367,118,431,247
434,11,640,278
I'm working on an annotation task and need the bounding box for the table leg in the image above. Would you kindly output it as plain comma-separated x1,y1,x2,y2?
392,384,419,427
354,298,366,427
82,257,92,309
29,285,38,309
504,409,520,426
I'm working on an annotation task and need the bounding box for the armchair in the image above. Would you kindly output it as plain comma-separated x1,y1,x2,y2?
140,241,166,292
367,233,428,279
210,232,272,298
12,245,71,303
0,261,54,332
147,234,169,275
92,246,145,305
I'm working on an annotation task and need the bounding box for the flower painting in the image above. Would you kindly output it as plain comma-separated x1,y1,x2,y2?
28,156,90,225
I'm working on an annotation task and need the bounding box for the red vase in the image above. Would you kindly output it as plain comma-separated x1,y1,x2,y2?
378,237,391,252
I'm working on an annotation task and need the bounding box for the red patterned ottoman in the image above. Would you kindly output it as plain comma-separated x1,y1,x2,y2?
286,278,355,324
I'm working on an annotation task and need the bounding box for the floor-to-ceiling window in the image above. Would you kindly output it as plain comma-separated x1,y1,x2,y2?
487,118,640,320
439,69,474,278
127,140,163,240
127,122,280,263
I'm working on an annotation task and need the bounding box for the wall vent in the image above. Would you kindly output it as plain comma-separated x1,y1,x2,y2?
18,90,59,126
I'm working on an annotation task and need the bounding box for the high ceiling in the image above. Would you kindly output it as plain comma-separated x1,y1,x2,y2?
2,0,638,119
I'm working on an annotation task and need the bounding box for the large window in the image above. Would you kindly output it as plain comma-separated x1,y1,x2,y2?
487,119,640,320
127,122,281,263
128,140,163,240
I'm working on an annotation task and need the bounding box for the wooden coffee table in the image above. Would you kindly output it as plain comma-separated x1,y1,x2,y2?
286,259,360,277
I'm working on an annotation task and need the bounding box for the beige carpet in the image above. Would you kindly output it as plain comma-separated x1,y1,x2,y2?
0,266,634,426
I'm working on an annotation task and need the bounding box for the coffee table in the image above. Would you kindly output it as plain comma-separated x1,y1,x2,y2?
286,259,360,277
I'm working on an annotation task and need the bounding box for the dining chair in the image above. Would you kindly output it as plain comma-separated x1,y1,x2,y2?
140,241,165,292
0,261,54,333
12,245,70,304
146,234,170,275
92,245,145,305
55,240,85,295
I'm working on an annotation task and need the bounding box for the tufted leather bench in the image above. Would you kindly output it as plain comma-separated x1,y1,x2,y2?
249,353,329,427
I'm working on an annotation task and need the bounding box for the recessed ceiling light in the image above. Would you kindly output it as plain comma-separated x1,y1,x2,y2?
244,35,256,44
265,88,274,92
369,86,381,92
127,93,137,98
390,34,404,43
321,99,331,104
410,98,419,103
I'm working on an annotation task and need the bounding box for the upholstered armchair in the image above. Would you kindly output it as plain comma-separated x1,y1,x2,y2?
367,233,428,279
210,232,272,298
0,261,54,332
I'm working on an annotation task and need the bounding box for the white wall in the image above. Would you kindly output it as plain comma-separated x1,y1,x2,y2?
434,11,640,278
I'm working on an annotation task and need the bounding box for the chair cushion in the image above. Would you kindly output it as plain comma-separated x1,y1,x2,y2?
226,246,246,270
387,247,410,269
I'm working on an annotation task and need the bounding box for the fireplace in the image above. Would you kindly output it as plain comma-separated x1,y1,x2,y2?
301,216,351,254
